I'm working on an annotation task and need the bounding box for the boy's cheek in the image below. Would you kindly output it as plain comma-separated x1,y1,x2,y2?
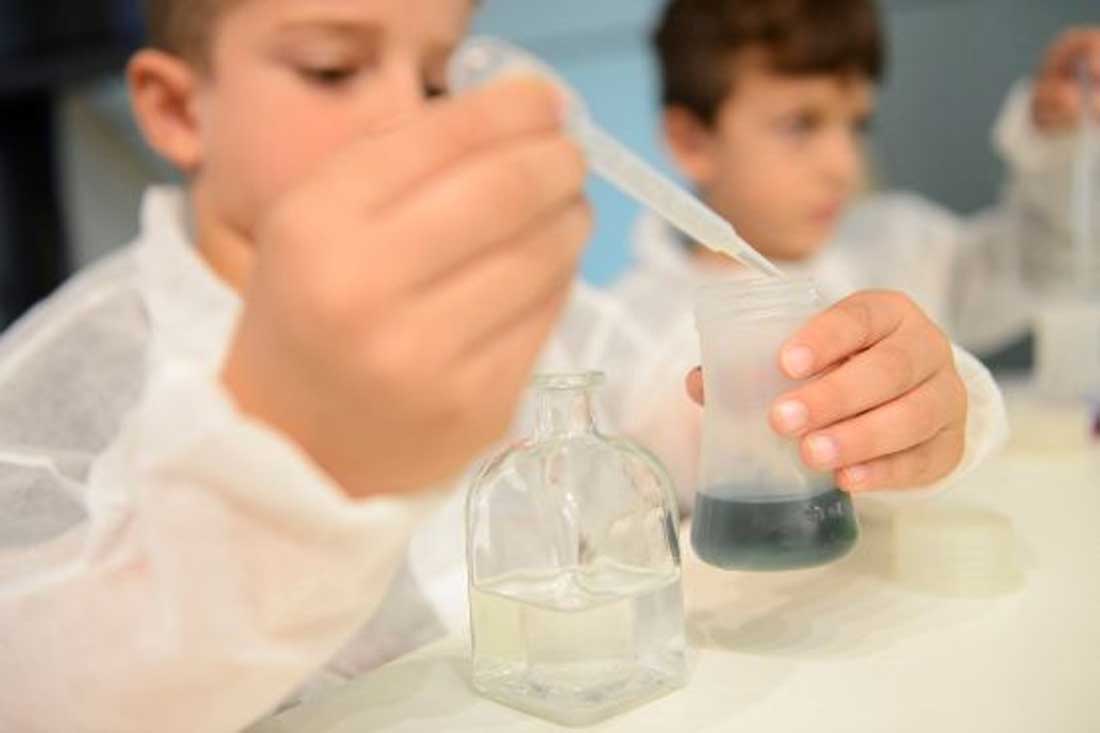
712,180,832,261
205,100,347,219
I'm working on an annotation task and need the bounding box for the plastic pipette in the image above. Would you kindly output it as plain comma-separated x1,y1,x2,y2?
1073,60,1096,294
448,37,784,280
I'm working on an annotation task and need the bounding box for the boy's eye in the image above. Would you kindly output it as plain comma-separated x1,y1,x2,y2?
300,67,358,87
778,112,821,137
423,82,448,100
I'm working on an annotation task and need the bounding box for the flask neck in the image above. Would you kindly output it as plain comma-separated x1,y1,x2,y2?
532,374,602,439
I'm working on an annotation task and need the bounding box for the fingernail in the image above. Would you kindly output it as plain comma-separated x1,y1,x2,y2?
842,465,870,488
773,400,809,434
782,345,815,379
807,435,839,469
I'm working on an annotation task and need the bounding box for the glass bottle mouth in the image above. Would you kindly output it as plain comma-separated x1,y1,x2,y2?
694,275,821,326
532,371,606,391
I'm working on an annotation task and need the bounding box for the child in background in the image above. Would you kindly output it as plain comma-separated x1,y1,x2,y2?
0,1,1004,731
619,0,1100,357
612,0,1095,495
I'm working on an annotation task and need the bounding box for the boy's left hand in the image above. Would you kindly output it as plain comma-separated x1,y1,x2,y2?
687,291,968,493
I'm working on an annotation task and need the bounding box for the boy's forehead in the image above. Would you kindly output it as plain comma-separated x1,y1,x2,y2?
227,0,476,43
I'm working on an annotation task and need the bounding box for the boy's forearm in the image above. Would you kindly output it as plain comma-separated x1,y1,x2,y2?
994,79,1078,219
943,80,1061,353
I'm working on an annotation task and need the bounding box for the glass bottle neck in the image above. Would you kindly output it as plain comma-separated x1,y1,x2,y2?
534,388,598,439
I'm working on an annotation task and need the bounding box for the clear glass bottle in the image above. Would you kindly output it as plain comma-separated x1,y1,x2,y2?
692,277,860,571
466,372,687,726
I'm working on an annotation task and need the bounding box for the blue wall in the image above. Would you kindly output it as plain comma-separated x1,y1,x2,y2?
473,1,668,286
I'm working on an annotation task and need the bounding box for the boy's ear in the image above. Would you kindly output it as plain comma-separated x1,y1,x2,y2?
127,50,204,174
662,106,719,188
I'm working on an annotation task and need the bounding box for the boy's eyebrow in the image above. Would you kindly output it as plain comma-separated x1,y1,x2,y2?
276,18,383,40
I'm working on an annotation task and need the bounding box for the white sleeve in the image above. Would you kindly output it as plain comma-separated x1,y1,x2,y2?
883,81,1078,354
0,362,415,733
841,193,1031,356
986,79,1080,293
995,79,1078,186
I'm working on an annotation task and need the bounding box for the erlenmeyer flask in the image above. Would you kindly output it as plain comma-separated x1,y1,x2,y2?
692,277,860,571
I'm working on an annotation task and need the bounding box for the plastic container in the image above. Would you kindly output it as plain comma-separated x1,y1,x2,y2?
691,277,859,571
1034,298,1100,400
892,502,1022,598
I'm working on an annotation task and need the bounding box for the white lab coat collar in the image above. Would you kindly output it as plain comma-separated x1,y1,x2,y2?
135,187,242,369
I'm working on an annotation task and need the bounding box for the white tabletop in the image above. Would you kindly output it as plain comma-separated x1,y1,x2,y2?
252,395,1099,733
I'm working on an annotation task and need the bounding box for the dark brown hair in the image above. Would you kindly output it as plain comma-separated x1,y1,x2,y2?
653,0,885,125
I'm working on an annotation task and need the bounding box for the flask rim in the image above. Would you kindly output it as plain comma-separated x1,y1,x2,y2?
695,275,820,326
532,371,606,391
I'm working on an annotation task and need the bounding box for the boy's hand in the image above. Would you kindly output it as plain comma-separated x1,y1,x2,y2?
1032,27,1100,133
223,79,591,498
687,291,968,492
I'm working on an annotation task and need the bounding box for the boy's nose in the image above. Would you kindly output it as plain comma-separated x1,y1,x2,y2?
820,130,863,193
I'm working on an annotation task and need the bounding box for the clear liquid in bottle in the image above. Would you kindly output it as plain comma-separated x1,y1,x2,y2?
470,559,687,727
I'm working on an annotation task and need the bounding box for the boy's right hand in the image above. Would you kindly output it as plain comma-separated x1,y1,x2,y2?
222,79,591,498
1032,27,1100,133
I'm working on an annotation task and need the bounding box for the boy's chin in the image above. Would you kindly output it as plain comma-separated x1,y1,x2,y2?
771,225,836,262
762,240,827,263
739,221,835,263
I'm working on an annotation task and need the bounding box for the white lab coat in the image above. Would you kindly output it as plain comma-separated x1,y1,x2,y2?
0,189,423,733
0,182,1007,729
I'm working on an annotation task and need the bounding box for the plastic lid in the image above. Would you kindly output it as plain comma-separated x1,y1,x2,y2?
892,505,1022,598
